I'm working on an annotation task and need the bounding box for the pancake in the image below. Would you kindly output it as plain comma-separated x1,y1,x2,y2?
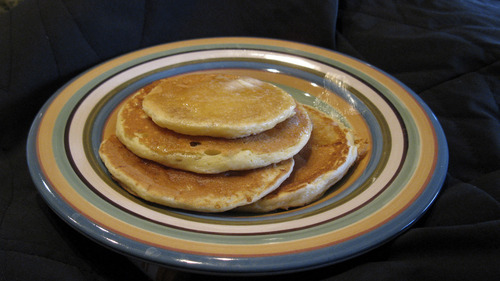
142,73,297,138
116,88,312,174
236,105,358,213
99,135,294,212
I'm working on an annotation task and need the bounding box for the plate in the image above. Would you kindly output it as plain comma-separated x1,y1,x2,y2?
27,38,448,275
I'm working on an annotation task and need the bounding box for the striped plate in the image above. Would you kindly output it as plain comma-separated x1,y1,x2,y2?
27,38,448,275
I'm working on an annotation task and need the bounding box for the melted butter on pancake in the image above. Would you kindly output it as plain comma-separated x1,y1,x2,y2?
99,135,294,212
142,73,296,138
116,89,312,174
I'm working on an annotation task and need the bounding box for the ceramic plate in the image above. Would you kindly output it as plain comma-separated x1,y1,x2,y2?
27,38,448,275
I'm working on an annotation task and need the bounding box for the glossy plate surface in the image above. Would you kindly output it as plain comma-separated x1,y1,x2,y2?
27,38,448,275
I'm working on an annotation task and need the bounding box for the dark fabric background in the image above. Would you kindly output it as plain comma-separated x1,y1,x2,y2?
1,0,499,280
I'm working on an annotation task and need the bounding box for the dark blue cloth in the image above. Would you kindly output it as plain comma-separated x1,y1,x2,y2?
1,0,499,280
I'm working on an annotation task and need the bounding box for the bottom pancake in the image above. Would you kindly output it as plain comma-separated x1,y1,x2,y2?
235,105,358,213
99,135,294,212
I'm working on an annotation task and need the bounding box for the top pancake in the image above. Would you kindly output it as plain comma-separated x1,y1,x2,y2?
142,73,297,138
236,105,359,213
116,85,312,174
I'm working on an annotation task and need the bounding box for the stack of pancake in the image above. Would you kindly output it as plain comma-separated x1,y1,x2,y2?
99,73,359,213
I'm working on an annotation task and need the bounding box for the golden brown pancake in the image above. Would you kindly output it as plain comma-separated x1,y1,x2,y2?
236,105,358,213
99,135,294,212
116,88,312,174
142,73,297,138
